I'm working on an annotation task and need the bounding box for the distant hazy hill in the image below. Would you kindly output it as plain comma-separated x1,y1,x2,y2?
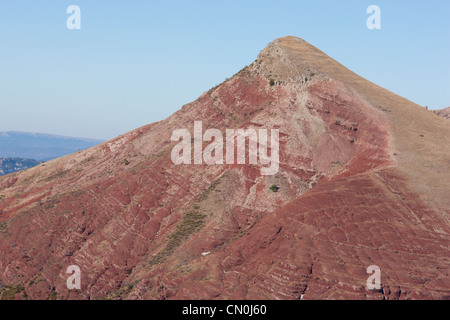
436,107,450,120
0,131,104,161
0,157,42,176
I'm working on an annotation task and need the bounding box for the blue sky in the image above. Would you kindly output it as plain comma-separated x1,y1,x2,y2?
0,0,449,140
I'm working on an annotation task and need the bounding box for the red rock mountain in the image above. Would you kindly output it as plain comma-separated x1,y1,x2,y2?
0,36,449,300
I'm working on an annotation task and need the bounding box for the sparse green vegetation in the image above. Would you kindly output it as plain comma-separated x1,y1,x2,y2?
199,275,213,282
123,158,130,166
270,184,280,192
0,222,10,238
28,275,42,287
147,210,207,268
102,284,135,300
44,198,61,210
197,178,222,202
146,174,229,269
42,169,70,182
47,290,57,300
0,285,25,300
269,79,275,86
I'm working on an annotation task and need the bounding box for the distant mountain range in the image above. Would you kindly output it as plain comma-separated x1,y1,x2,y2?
0,157,42,176
0,131,104,161
436,107,450,120
0,132,104,176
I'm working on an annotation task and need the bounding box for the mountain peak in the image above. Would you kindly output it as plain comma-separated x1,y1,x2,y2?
0,36,449,300
253,35,343,86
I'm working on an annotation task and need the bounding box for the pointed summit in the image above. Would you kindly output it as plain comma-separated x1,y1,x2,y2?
253,36,326,83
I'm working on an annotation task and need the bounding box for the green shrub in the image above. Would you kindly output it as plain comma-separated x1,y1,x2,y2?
270,185,280,192
47,290,57,300
0,285,25,300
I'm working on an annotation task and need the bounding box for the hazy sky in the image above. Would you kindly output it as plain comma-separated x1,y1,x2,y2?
0,0,449,140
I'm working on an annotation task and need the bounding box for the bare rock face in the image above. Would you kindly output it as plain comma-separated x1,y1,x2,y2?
0,36,449,300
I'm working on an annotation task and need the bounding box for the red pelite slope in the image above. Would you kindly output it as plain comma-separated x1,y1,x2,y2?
0,36,449,300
